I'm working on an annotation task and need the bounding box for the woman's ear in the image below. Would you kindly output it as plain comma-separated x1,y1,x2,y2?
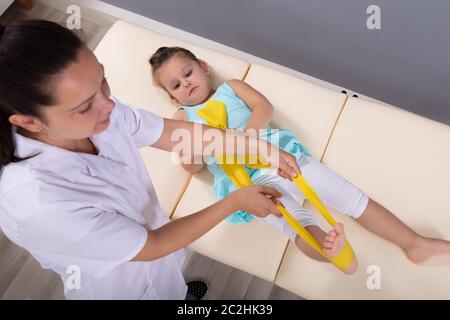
9,114,43,134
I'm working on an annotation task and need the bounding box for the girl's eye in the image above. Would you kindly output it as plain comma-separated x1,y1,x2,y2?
79,104,92,114
173,83,180,90
185,70,192,77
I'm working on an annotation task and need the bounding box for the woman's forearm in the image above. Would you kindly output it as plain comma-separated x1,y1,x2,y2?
132,195,238,261
152,117,300,182
152,118,268,160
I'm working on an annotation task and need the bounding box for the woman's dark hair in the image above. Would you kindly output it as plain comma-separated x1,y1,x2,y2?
149,46,199,85
0,20,83,170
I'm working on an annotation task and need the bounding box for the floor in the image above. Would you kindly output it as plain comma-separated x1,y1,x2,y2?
0,0,302,300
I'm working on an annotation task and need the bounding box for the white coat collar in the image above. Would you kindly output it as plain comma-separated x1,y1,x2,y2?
12,120,122,183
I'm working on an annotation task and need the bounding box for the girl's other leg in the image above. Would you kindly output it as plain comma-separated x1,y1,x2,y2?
356,198,450,263
300,155,450,263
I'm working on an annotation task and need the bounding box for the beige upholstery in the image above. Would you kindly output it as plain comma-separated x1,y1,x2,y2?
95,20,450,298
276,98,450,299
94,21,249,217
244,64,347,160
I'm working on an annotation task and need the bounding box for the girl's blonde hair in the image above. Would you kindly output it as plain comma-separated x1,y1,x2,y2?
149,46,200,87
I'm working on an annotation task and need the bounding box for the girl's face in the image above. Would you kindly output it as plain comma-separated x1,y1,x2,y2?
156,53,213,106
11,46,115,142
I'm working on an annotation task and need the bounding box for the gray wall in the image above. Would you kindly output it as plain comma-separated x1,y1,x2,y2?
103,0,450,125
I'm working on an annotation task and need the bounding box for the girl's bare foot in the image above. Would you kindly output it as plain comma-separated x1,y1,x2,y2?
323,223,358,274
405,237,450,264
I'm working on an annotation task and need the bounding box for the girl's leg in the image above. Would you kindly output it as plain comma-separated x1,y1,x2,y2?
299,155,450,263
294,224,356,274
252,170,358,273
252,171,325,261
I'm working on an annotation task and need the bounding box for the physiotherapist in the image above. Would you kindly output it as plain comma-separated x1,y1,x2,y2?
0,20,300,299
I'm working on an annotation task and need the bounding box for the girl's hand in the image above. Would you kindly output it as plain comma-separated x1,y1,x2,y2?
229,185,283,218
276,148,302,180
260,141,301,180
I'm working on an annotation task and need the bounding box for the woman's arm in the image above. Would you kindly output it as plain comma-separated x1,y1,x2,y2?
172,109,205,173
132,185,283,261
151,116,300,180
227,79,274,134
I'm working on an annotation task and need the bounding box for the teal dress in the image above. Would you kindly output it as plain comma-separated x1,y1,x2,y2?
179,81,311,224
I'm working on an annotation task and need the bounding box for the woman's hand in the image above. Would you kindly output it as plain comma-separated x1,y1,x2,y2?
133,184,285,262
229,185,284,218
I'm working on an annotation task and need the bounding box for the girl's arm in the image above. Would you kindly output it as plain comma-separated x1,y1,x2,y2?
172,110,205,173
225,80,302,176
227,79,274,135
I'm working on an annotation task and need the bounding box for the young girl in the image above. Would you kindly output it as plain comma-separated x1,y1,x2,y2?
149,46,450,274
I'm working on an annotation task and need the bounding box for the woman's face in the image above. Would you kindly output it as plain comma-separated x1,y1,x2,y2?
156,53,213,106
12,46,115,142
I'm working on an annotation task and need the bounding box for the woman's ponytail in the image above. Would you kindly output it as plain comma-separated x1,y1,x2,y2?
0,20,83,171
0,109,18,169
0,24,15,169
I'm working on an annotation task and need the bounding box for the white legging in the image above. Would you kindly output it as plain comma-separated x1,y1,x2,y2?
252,155,369,242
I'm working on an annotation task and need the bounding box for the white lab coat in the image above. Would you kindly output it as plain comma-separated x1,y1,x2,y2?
0,97,188,299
